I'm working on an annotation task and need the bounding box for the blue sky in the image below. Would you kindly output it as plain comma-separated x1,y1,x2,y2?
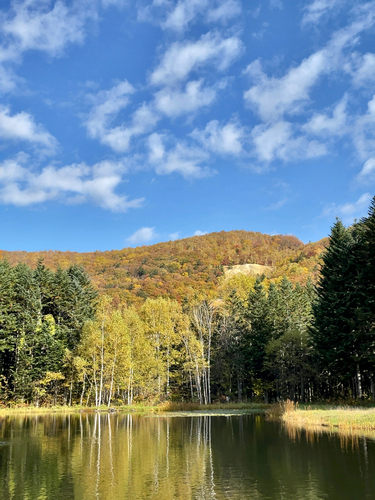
0,0,375,251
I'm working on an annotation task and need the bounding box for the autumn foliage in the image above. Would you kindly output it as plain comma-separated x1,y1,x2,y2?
0,230,327,304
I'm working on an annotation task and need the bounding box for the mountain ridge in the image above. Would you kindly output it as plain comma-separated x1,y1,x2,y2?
0,230,328,304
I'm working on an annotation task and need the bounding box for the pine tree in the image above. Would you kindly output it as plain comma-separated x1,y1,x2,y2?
11,263,42,400
357,196,375,398
244,277,272,401
49,266,97,350
0,261,17,394
310,219,362,397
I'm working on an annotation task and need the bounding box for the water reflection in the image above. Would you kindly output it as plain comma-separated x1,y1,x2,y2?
0,413,375,499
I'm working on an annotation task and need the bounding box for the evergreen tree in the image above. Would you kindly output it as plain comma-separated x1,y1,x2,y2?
11,263,42,400
357,196,375,398
49,265,97,350
310,219,362,397
243,277,272,401
0,260,97,402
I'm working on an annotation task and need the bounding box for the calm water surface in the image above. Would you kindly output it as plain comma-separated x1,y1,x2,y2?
0,412,374,499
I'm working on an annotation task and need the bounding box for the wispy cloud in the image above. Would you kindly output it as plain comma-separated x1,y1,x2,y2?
0,154,143,211
147,133,215,179
250,120,326,164
322,193,372,222
85,82,159,152
353,95,375,161
351,53,375,87
138,0,241,32
301,0,343,26
127,227,157,244
0,105,58,154
163,0,209,32
269,0,283,10
356,158,375,184
1,0,95,58
0,0,128,95
85,80,135,139
150,31,243,86
191,119,245,155
169,232,180,241
264,198,287,210
303,95,348,136
154,79,218,117
244,8,375,122
242,5,375,169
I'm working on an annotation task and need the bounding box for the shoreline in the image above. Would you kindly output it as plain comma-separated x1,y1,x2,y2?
0,402,268,417
3,403,375,433
282,406,375,431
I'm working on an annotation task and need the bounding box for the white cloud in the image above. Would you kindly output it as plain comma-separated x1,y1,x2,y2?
269,0,283,10
242,6,375,169
351,52,375,87
322,193,372,222
147,133,214,179
163,0,209,31
194,230,207,236
150,32,243,86
138,0,241,32
85,80,135,139
127,227,157,244
303,95,348,136
191,119,245,155
169,232,180,240
101,103,159,152
154,79,217,117
244,53,328,122
0,65,19,93
353,95,375,161
0,105,58,153
86,82,159,152
206,0,241,23
250,121,327,164
244,9,375,122
101,0,128,7
0,152,29,182
264,199,287,210
0,155,144,211
251,121,292,162
356,158,375,183
1,0,96,58
0,0,130,96
302,0,343,25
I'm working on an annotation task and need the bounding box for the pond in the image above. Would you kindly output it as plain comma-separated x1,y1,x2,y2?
0,412,374,499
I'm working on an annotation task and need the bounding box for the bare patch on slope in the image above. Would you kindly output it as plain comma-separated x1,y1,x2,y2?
223,263,273,278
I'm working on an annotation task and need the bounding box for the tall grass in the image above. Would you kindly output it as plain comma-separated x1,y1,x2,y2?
283,405,375,430
0,401,268,416
266,399,297,418
157,401,268,412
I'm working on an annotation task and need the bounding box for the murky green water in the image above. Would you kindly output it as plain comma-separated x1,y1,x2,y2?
0,412,374,499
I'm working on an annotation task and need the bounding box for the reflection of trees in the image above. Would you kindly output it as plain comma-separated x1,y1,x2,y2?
72,414,218,499
0,414,218,500
0,414,375,499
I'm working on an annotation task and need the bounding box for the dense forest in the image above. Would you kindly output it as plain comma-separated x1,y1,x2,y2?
0,231,327,305
0,198,374,406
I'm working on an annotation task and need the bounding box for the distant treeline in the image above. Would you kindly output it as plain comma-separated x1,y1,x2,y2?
0,230,326,305
0,197,374,406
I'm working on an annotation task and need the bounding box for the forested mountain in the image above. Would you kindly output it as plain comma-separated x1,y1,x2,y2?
0,231,327,304
1,204,375,406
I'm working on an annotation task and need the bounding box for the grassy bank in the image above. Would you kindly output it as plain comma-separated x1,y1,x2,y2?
282,403,375,430
0,402,267,416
